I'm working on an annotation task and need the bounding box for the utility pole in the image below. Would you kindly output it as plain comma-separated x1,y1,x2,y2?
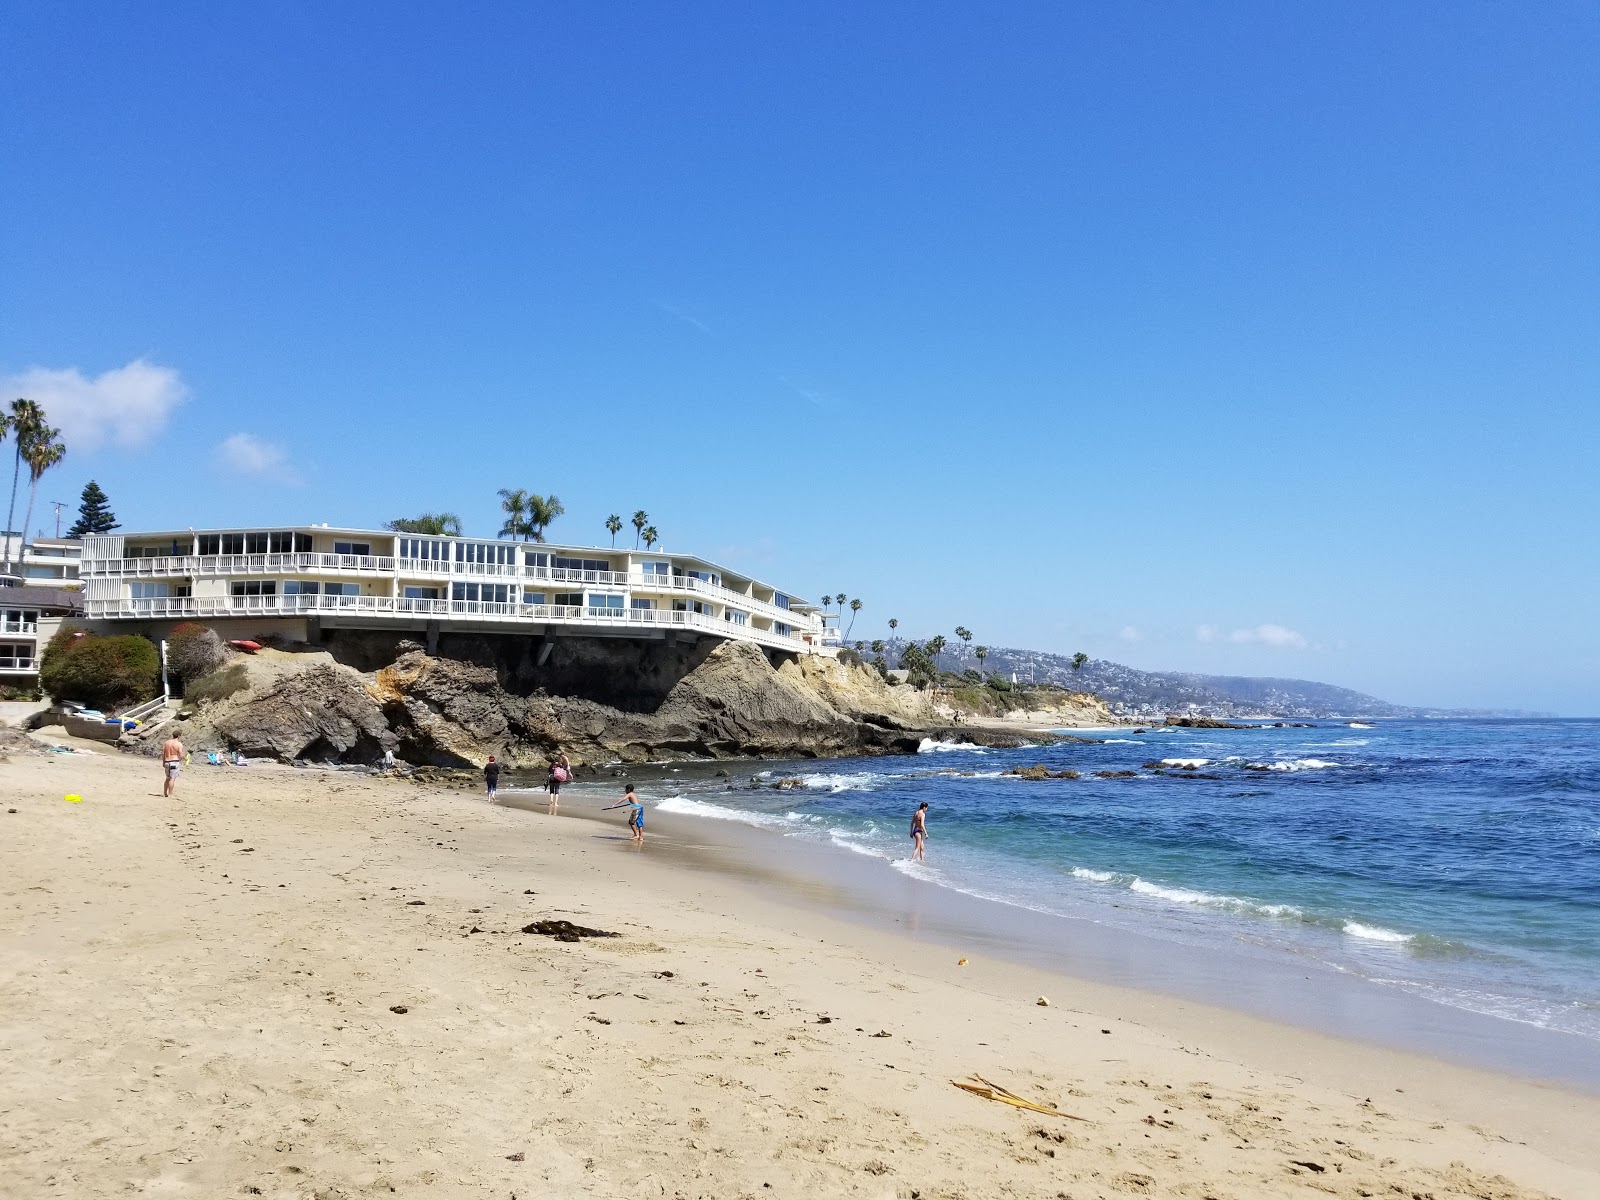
50,501,68,537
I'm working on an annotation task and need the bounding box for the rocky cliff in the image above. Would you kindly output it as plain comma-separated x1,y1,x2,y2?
131,639,1094,768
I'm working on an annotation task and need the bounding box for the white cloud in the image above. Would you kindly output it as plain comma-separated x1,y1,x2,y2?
0,358,188,452
1227,623,1308,648
1119,625,1143,642
218,432,298,483
1196,624,1218,643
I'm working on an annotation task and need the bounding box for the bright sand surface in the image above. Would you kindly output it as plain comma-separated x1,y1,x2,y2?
4,748,1597,1199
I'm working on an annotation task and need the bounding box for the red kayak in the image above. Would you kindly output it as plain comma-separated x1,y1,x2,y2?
228,640,262,653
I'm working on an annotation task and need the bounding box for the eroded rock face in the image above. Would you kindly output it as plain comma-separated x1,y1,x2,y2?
171,639,1032,766
211,663,395,763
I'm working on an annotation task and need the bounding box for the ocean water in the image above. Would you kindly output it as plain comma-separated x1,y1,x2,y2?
647,719,1600,1042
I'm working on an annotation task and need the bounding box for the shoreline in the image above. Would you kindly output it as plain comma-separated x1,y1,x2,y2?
530,784,1600,1094
5,746,1596,1198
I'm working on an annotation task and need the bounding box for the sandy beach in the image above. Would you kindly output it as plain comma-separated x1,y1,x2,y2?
4,743,1596,1199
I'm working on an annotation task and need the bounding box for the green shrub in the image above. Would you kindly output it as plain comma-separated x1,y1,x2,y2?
40,628,160,710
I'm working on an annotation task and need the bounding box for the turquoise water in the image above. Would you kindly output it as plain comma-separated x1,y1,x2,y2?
650,719,1600,1041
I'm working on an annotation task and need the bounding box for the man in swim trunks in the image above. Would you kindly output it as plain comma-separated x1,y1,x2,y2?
604,784,645,845
910,801,928,862
161,734,185,798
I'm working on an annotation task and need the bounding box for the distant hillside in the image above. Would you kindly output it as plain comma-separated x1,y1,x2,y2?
872,639,1545,719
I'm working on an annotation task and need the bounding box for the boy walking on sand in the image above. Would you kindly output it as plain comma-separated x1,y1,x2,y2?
161,734,185,798
910,801,929,862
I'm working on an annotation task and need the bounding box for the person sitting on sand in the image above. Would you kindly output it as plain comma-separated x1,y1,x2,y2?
603,784,645,845
910,801,929,862
484,755,500,802
161,734,185,797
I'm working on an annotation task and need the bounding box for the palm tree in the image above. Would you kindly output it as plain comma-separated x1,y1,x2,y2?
955,626,972,662
386,512,462,535
606,514,623,546
927,634,947,672
888,617,898,649
870,640,884,656
835,593,847,615
1071,652,1089,672
497,488,530,540
641,525,659,550
526,493,565,542
3,399,43,573
632,510,649,548
975,645,988,673
847,598,862,638
20,425,65,546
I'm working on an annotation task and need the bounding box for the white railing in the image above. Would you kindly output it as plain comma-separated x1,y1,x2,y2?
81,592,809,650
86,553,396,577
535,566,632,586
627,571,798,623
2,621,39,635
0,657,36,673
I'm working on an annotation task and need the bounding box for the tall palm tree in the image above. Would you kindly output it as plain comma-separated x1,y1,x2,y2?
927,635,947,672
846,598,862,638
887,617,898,649
641,525,659,550
606,514,623,546
1071,652,1089,672
20,425,65,547
497,488,530,540
954,626,972,662
632,510,649,548
3,399,43,573
835,593,847,615
975,645,988,674
526,493,565,543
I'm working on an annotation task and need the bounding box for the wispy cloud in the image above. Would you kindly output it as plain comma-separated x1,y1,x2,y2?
1119,625,1143,642
648,297,715,336
0,358,188,452
776,374,833,407
1199,623,1307,648
218,432,299,483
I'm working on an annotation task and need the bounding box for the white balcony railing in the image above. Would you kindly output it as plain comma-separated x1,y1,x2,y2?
80,593,809,651
85,553,397,577
0,657,37,673
2,622,39,635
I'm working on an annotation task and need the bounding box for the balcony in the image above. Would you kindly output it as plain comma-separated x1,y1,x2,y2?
86,552,397,577
80,593,808,651
0,656,36,673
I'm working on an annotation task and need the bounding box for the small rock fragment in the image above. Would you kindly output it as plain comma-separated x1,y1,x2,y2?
390,1005,409,1014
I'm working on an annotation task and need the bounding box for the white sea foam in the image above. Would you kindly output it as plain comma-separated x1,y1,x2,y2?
1346,722,1375,729
1130,879,1228,906
798,772,879,793
1252,758,1340,772
829,831,887,858
1070,867,1120,883
1343,921,1413,943
1161,758,1210,769
917,737,984,753
655,796,808,830
890,858,939,881
1104,738,1143,744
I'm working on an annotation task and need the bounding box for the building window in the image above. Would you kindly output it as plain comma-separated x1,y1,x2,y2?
230,580,276,597
641,561,670,577
2,609,40,631
0,643,32,669
326,583,359,597
129,582,170,599
774,593,790,610
455,542,515,565
283,581,320,595
630,598,655,610
587,594,624,611
332,541,372,557
725,608,748,626
524,551,548,568
775,622,792,636
555,556,612,573
404,586,440,600
687,569,721,587
399,538,450,561
553,593,583,607
451,582,510,603
522,591,546,605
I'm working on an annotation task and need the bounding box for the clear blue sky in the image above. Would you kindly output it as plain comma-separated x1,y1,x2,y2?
2,2,1596,713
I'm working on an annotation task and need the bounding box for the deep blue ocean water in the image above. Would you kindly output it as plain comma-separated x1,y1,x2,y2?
651,719,1600,1041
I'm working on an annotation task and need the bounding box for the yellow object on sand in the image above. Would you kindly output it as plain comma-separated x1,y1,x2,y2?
64,794,83,803
957,957,968,965
951,1075,1088,1121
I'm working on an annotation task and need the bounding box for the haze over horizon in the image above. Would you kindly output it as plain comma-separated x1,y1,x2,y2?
2,4,1596,715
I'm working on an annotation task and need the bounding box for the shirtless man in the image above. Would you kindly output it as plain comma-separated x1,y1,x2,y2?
909,801,929,862
161,734,186,798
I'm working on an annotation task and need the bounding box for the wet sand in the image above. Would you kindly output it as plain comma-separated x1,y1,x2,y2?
3,748,1596,1198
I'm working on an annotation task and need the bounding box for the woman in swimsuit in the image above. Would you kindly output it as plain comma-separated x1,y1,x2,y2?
604,784,646,845
910,801,929,862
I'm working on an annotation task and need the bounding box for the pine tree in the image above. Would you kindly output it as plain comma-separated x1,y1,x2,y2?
67,480,119,538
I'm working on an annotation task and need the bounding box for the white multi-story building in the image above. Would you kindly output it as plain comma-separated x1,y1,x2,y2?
0,534,83,587
0,585,81,692
78,525,834,656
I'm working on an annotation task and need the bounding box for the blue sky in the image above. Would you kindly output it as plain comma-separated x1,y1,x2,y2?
2,3,1596,713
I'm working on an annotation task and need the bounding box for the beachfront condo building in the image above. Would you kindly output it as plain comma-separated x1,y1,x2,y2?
0,584,82,693
0,534,84,588
76,525,835,656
